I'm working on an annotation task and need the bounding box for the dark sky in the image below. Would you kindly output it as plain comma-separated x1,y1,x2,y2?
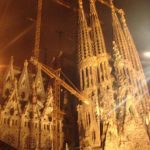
0,0,150,81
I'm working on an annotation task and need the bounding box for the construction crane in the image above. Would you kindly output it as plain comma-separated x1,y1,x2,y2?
30,57,90,105
33,0,43,60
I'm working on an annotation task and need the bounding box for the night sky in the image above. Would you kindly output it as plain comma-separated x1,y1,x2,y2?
0,0,150,84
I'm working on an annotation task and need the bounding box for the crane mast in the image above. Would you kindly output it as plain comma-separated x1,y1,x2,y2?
34,0,43,59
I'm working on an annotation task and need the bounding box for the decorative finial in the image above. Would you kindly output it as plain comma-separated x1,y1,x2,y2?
119,9,125,16
110,0,115,12
79,0,83,9
24,60,28,67
65,143,69,150
89,0,95,3
48,85,53,97
119,9,126,24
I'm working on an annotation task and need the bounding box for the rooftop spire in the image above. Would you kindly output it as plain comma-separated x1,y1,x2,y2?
5,56,15,81
77,0,93,63
110,0,130,61
119,9,143,71
119,9,150,113
89,0,106,55
34,64,45,102
2,56,15,98
18,60,30,100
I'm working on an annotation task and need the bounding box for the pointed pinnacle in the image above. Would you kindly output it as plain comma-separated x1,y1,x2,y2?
24,60,28,67
78,0,83,9
110,0,115,12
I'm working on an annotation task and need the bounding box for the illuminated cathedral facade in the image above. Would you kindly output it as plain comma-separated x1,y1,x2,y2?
0,0,150,150
77,0,150,149
0,57,65,149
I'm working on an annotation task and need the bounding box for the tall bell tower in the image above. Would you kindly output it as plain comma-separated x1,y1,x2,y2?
89,0,116,148
77,0,101,148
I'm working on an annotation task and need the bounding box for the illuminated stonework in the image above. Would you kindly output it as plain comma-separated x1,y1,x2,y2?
0,0,150,150
77,0,150,149
0,58,64,149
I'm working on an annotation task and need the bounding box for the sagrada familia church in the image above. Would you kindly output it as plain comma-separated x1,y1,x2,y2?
0,0,150,149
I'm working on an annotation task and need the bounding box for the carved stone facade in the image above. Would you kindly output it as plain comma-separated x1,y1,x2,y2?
0,0,150,150
0,58,64,150
77,0,150,149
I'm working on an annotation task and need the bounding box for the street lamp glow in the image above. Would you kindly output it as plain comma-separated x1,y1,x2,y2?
143,52,150,58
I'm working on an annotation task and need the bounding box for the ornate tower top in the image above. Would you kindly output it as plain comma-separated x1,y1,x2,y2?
34,64,45,102
119,8,143,71
110,0,130,62
18,60,30,100
77,0,93,63
89,0,106,55
5,56,15,81
78,0,83,8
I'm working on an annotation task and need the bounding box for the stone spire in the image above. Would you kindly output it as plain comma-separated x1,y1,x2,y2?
42,86,54,117
111,0,137,89
77,0,97,91
89,0,106,55
112,42,150,150
34,64,45,102
110,2,150,148
119,9,143,71
6,56,15,80
111,0,149,117
89,0,117,148
119,9,150,114
0,79,21,148
77,0,101,148
110,0,130,62
77,0,93,63
89,0,113,88
18,60,30,101
2,79,21,116
2,56,15,98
